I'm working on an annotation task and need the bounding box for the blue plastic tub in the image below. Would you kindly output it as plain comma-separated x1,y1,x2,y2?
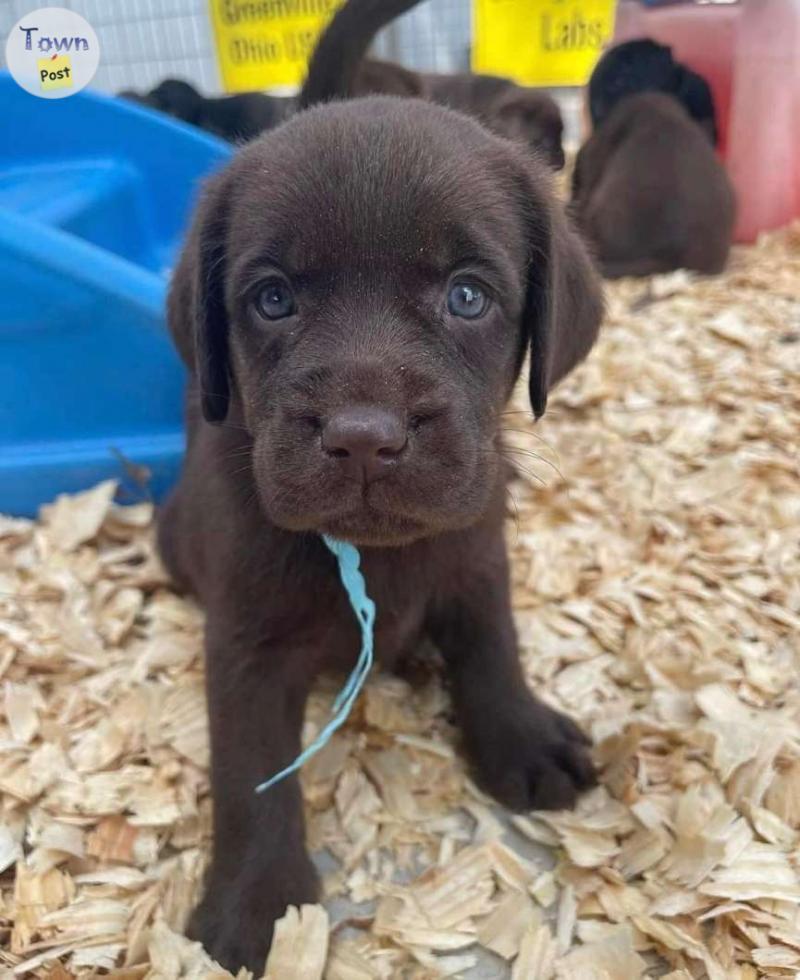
0,73,232,517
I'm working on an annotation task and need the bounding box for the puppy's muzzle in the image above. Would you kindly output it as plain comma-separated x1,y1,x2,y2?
322,405,407,484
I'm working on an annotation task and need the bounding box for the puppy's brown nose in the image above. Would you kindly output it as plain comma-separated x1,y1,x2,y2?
322,406,406,482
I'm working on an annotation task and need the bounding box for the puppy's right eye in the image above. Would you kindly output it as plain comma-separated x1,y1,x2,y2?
447,282,489,320
254,280,296,320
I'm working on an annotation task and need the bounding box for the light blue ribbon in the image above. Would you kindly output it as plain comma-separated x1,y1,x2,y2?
254,535,375,794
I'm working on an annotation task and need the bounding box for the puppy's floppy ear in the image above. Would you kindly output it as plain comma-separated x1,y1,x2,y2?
518,164,604,419
168,170,232,423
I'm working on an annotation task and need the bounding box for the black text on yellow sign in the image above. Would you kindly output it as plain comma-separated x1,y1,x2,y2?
472,0,617,88
209,0,345,92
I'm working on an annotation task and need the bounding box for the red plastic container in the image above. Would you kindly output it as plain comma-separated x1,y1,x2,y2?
614,0,739,155
613,0,800,242
726,0,800,241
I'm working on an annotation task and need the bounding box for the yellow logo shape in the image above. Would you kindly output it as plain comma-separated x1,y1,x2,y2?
38,54,73,91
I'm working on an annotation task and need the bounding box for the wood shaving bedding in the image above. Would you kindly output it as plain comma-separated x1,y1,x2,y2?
0,225,798,978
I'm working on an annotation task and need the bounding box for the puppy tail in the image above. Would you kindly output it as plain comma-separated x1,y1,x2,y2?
299,0,422,109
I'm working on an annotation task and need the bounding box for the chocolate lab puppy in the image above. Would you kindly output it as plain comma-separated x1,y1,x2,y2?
120,78,293,143
352,61,566,169
588,38,718,147
424,72,566,171
159,34,603,976
572,92,735,278
354,57,424,98
305,0,565,169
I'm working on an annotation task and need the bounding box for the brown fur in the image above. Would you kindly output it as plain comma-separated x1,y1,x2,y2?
160,37,603,977
299,0,564,169
353,57,424,98
352,60,566,169
571,92,736,278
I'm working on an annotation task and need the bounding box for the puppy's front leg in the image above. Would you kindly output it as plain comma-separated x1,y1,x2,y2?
431,536,596,812
189,613,319,973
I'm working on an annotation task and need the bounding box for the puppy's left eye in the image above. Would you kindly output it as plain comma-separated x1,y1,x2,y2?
254,279,296,320
447,282,489,319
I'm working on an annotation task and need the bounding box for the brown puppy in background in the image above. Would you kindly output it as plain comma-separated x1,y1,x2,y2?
353,56,423,98
571,91,735,278
304,0,565,169
159,4,603,971
352,60,566,169
425,71,565,170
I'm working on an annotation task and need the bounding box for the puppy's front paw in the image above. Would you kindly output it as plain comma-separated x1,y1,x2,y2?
466,697,596,812
188,863,319,973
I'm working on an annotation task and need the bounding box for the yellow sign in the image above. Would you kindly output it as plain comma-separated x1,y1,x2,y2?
38,54,73,92
472,0,617,88
209,0,345,92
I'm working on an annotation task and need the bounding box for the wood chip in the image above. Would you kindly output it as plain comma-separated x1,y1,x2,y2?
4,681,42,743
478,890,541,960
555,925,647,979
263,904,329,980
1,224,799,976
40,480,117,552
511,923,557,980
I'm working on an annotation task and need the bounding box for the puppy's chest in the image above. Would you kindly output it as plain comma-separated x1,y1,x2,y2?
322,583,429,674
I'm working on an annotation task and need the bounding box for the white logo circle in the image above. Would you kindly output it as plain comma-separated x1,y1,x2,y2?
5,7,99,99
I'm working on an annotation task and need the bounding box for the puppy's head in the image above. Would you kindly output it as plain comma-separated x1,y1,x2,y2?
588,39,676,127
489,89,566,170
171,98,601,546
588,39,718,146
147,79,204,124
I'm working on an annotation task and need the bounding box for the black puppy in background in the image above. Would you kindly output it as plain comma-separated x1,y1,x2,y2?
588,38,718,146
120,78,293,143
121,9,565,168
159,0,603,970
572,39,735,278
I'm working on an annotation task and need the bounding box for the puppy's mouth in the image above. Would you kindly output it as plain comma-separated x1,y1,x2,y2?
319,504,430,548
253,409,496,545
308,476,439,546
261,470,467,547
